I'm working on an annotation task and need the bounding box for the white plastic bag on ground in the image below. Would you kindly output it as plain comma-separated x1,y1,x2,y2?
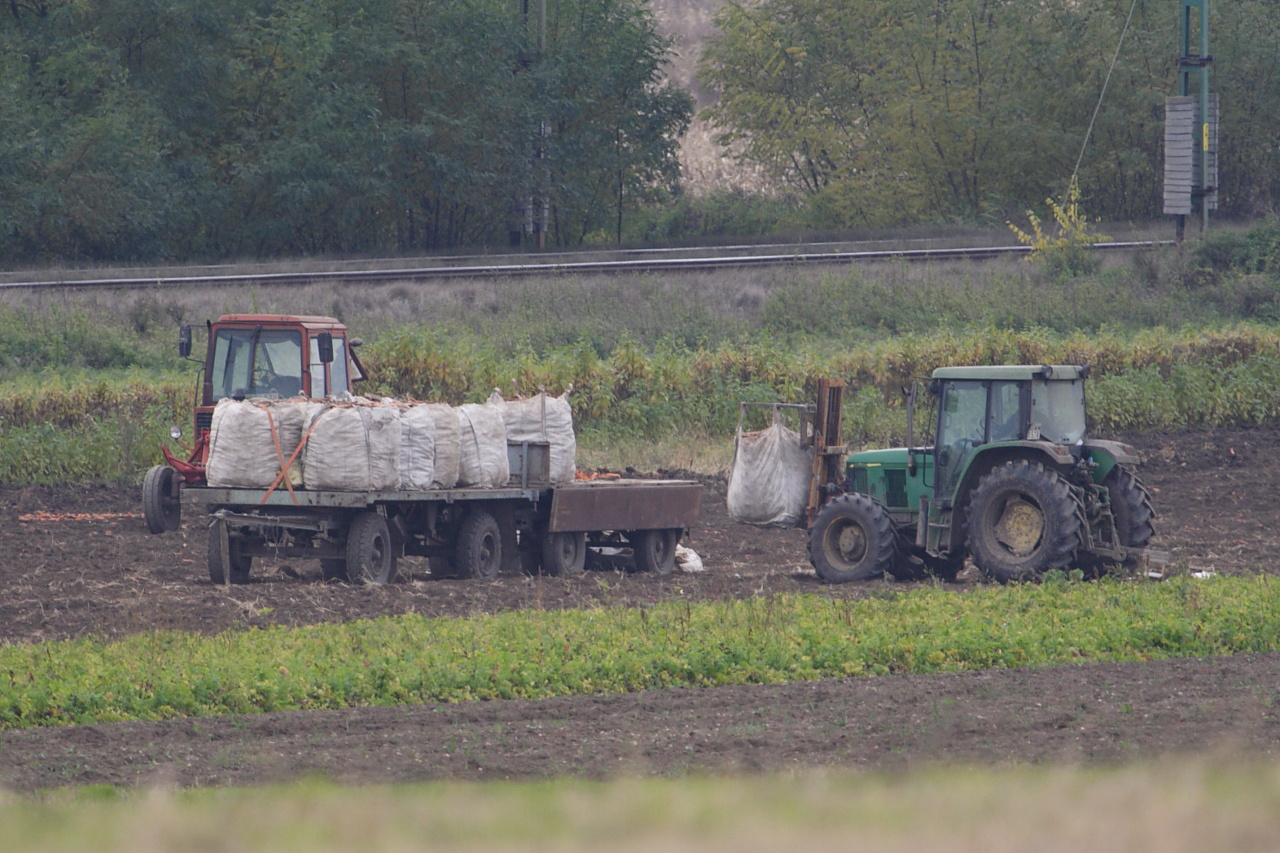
456,400,509,488
675,544,704,573
302,402,401,491
399,404,437,490
726,413,813,528
207,399,309,489
495,388,576,483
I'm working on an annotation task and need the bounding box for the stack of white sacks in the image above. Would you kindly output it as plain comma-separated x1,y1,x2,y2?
205,390,575,491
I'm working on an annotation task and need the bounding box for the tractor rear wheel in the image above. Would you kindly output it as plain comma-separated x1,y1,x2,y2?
808,494,896,583
1104,464,1156,569
967,460,1083,583
143,465,182,534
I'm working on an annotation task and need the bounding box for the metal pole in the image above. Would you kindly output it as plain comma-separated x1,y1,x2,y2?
1198,0,1210,233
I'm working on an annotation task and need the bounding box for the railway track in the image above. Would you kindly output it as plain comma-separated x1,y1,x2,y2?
0,240,1169,291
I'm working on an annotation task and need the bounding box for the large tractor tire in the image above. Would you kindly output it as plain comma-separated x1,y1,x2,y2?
808,493,896,583
1103,464,1156,569
345,511,396,584
143,464,182,534
967,459,1083,583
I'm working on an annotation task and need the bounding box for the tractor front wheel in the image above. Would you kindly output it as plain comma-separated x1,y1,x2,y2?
1104,464,1156,569
143,465,182,534
808,493,896,583
967,460,1083,583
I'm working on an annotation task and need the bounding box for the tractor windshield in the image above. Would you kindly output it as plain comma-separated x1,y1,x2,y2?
1030,379,1087,444
210,327,304,400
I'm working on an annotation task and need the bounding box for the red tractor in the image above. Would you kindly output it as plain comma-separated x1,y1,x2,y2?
142,314,365,534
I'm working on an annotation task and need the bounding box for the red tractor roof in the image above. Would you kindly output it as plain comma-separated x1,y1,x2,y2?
215,314,348,331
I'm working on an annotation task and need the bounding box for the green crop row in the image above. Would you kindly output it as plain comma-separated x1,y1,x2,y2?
0,577,1276,731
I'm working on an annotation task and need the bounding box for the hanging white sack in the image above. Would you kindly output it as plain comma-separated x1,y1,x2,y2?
206,399,309,489
423,403,460,489
726,411,813,528
399,404,437,491
456,400,509,488
496,388,577,484
302,403,401,491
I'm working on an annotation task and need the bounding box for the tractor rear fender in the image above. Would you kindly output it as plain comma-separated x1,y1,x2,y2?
942,442,1078,554
1082,439,1142,484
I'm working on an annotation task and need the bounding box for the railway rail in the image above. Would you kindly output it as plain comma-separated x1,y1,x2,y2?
0,240,1170,291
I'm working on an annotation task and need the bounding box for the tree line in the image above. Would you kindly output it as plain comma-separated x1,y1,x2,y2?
0,0,692,261
701,0,1280,228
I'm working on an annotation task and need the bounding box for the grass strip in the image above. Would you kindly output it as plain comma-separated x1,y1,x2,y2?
1,577,1277,731
4,760,1280,850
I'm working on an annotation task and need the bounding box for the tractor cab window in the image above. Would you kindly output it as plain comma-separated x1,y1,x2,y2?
938,381,987,447
210,328,303,400
308,335,351,398
1031,379,1086,444
934,379,1028,498
988,381,1024,442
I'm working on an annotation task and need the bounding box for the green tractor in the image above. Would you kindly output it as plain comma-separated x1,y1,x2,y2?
805,365,1156,583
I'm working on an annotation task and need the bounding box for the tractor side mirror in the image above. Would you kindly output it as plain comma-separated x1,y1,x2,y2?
178,325,192,359
316,332,334,364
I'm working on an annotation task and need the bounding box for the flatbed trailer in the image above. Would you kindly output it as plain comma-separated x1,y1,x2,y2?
187,474,704,585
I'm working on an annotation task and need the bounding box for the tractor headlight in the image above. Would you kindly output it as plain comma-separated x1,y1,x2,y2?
169,424,183,440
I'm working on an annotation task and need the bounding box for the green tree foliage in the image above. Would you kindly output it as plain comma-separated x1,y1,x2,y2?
701,0,1280,225
0,0,692,261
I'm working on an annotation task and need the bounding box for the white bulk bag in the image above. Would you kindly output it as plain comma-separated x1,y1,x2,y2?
302,403,401,491
456,401,509,488
726,413,813,529
496,389,577,484
399,404,437,490
206,399,308,489
423,403,460,489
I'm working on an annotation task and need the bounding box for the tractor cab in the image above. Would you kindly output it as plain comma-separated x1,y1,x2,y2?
162,315,365,488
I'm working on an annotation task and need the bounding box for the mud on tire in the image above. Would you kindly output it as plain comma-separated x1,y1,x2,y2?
967,459,1083,583
808,493,896,583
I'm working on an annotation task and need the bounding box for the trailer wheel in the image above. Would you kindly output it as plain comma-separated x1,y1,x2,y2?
807,493,896,583
208,523,251,585
143,465,181,534
456,511,502,580
346,512,396,584
541,531,587,577
631,528,679,575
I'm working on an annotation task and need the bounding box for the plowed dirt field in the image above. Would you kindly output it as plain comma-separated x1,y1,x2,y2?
2,426,1279,790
